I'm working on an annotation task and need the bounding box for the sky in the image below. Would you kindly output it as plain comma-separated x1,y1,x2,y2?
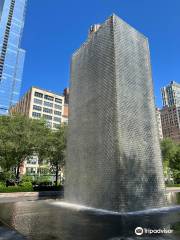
21,0,180,107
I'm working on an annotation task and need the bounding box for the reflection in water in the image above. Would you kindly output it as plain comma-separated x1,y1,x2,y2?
0,192,179,240
166,191,180,206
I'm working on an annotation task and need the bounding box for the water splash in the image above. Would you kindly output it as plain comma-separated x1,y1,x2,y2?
49,201,180,216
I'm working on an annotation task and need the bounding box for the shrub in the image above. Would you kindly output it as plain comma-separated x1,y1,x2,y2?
0,181,5,188
39,175,51,182
21,175,33,183
33,175,52,185
0,171,15,181
20,181,33,188
0,185,33,193
0,180,33,192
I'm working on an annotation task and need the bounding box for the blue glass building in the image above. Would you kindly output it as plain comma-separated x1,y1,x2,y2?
0,0,27,115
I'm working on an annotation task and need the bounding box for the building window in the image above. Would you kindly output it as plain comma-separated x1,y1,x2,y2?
32,112,41,118
43,114,52,120
54,110,61,116
54,104,62,110
26,167,36,174
44,95,54,101
27,159,38,165
53,123,60,129
34,92,43,98
34,98,42,105
43,108,53,114
55,98,62,104
33,105,42,111
46,121,52,128
44,101,53,108
54,117,61,123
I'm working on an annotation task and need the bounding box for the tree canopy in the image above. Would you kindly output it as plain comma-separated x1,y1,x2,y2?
42,125,67,186
161,138,180,184
0,115,51,179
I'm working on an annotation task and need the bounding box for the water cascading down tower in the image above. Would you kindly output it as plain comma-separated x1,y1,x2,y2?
65,14,166,212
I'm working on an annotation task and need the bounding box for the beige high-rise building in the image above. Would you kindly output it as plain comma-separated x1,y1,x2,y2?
10,86,66,129
10,86,68,176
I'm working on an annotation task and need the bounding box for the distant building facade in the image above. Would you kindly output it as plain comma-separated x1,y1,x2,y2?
156,108,163,140
63,87,69,104
19,154,39,175
0,0,27,115
62,103,68,124
62,88,69,124
160,106,180,143
10,86,65,129
10,86,69,175
160,81,180,143
161,81,180,107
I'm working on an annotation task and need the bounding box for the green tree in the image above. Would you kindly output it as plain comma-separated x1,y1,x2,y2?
0,115,50,180
161,138,180,183
42,125,67,187
169,146,180,183
161,138,177,161
0,116,16,171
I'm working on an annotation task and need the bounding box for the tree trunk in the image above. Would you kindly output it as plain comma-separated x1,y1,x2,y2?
55,164,59,187
16,163,20,180
14,167,16,177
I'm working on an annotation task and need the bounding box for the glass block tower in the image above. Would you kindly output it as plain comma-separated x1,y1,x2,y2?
0,0,27,115
65,14,166,212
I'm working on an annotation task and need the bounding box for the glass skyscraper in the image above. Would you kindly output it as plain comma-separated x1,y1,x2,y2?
0,0,27,115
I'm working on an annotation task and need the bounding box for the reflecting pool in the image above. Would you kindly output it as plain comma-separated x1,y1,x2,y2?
0,192,179,240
